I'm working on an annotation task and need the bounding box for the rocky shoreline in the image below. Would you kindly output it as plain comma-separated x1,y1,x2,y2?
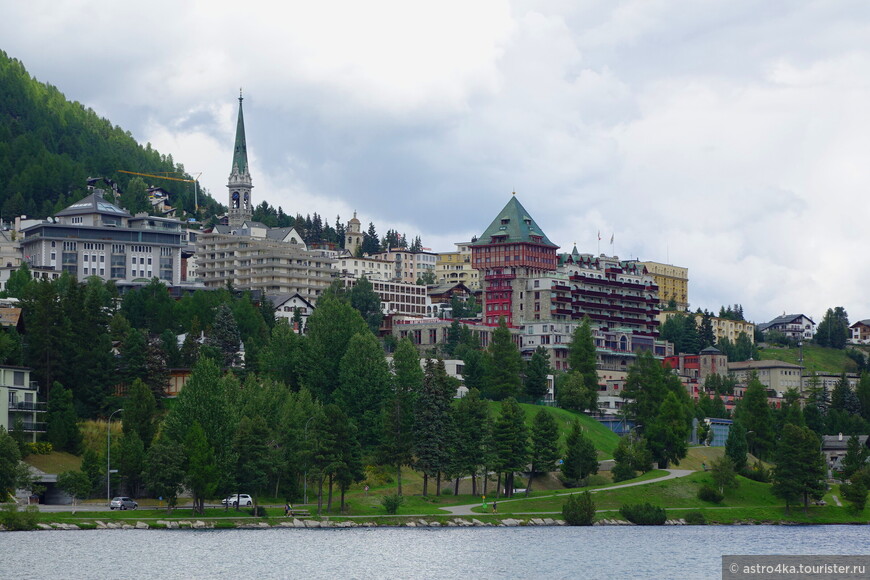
22,517,690,531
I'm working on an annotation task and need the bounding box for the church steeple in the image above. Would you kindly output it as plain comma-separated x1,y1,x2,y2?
228,89,253,228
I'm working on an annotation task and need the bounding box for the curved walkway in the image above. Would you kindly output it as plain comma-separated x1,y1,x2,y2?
441,469,695,516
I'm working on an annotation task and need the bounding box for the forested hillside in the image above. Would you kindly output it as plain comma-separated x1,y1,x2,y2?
0,50,223,221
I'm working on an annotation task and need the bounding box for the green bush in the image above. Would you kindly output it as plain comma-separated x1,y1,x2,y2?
611,463,637,483
440,488,453,496
697,485,724,504
741,461,770,483
562,492,596,526
381,494,404,515
684,511,706,525
251,506,267,517
619,503,667,525
0,504,39,531
841,481,868,512
26,441,53,455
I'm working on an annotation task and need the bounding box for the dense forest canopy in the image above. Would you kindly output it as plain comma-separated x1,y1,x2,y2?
0,50,224,222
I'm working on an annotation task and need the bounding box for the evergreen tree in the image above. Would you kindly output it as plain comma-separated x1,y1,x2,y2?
122,379,157,449
184,422,218,515
568,317,598,392
492,397,530,497
45,382,81,454
143,437,186,512
118,329,148,387
486,317,523,400
622,350,692,467
724,421,749,472
349,276,383,334
816,307,850,349
698,314,716,350
841,434,869,480
117,430,145,497
681,314,700,354
379,338,421,495
734,376,775,460
450,388,490,495
524,346,551,401
857,372,870,422
556,371,598,414
258,320,304,389
232,416,271,509
205,303,241,367
4,263,32,298
831,373,861,415
771,424,827,513
561,420,599,486
325,405,365,513
302,295,369,402
335,332,391,452
527,409,560,495
414,359,454,496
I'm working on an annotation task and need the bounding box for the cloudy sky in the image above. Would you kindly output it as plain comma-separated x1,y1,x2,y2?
3,0,870,324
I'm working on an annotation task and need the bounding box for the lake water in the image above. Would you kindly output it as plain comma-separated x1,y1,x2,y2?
1,526,867,579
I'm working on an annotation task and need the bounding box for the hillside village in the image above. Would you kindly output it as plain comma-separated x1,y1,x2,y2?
2,93,870,520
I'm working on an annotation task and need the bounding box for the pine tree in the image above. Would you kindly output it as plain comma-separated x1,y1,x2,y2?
380,338,421,495
336,332,391,453
117,431,145,497
144,437,186,512
734,376,775,460
450,388,490,495
123,378,157,449
492,397,530,497
45,382,81,454
524,346,551,401
486,317,523,400
725,421,748,472
184,422,218,515
561,420,599,486
349,276,383,334
527,409,560,495
772,424,827,513
206,303,241,367
414,360,454,496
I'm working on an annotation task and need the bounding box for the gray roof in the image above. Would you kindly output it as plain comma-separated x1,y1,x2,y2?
821,435,869,451
758,314,814,332
55,192,131,218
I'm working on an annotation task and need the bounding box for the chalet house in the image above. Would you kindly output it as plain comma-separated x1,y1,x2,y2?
757,314,816,341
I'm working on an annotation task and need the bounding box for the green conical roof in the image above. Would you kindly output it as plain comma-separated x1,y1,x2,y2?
471,195,557,247
231,93,248,175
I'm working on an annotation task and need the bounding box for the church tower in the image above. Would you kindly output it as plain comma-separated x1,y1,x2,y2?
346,211,363,255
228,90,253,228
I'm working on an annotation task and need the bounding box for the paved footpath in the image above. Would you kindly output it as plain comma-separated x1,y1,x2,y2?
441,469,695,516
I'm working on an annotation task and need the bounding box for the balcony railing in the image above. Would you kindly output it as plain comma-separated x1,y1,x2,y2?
21,422,47,432
10,401,46,412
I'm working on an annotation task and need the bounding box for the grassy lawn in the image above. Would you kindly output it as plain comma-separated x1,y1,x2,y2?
757,343,857,374
24,451,82,474
469,470,670,514
487,402,620,458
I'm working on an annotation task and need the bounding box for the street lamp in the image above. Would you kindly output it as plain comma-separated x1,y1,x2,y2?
107,408,123,506
303,415,315,505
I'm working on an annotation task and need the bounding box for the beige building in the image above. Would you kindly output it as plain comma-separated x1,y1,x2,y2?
197,223,335,301
0,366,43,443
728,360,804,397
436,242,480,289
640,261,689,310
370,249,437,285
658,311,756,344
336,254,395,281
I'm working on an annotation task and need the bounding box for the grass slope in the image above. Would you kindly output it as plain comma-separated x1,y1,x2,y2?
486,402,620,458
24,451,82,474
757,343,858,374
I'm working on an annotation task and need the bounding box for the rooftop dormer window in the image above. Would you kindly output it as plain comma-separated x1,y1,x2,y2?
501,218,510,225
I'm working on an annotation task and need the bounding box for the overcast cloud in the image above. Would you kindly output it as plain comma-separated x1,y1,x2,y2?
3,0,870,324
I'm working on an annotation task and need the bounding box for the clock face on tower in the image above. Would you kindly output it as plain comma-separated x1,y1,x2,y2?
232,191,240,209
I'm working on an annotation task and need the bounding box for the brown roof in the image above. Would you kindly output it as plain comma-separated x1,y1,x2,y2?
0,308,21,327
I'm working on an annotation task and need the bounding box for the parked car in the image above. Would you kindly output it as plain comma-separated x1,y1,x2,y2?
110,497,138,510
221,494,253,507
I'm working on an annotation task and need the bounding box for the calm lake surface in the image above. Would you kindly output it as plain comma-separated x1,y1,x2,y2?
1,526,867,579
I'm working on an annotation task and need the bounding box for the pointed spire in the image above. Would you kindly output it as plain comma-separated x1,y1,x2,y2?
231,89,248,175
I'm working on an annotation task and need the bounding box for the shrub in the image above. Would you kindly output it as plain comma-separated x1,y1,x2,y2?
684,511,706,525
697,485,724,504
619,503,667,525
381,494,404,515
440,488,453,496
741,460,770,483
26,441,53,455
251,506,267,517
611,462,637,483
841,481,868,512
0,504,39,531
562,492,595,526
